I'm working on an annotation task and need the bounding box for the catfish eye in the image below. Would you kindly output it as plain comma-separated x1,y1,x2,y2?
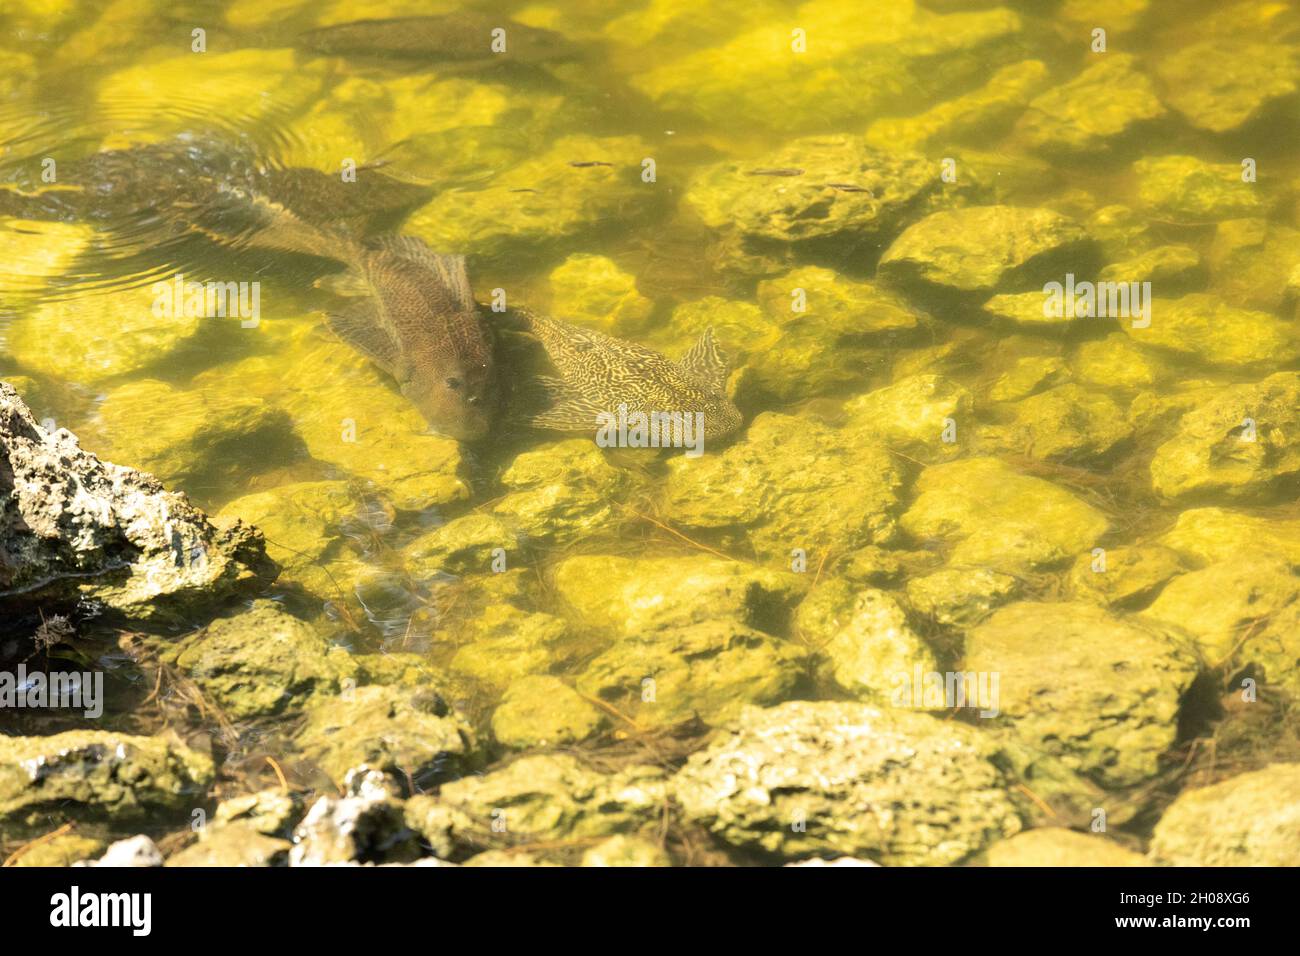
445,377,462,390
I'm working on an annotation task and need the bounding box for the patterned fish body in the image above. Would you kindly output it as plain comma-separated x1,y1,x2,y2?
325,236,496,441
518,311,743,447
299,13,573,62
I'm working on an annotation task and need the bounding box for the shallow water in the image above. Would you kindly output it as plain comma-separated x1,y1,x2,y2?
2,0,1300,867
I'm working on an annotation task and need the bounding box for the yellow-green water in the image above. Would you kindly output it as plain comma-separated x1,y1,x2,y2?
2,0,1300,866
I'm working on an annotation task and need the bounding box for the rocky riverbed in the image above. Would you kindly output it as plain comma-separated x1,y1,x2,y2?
2,0,1300,867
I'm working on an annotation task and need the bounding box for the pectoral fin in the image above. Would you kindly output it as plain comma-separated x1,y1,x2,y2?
326,299,403,375
528,391,610,432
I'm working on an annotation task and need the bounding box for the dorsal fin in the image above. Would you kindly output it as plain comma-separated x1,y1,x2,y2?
372,235,477,311
678,327,730,389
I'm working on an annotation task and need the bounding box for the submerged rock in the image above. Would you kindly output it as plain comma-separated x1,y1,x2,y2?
492,440,627,548
162,600,357,721
1154,39,1299,133
5,282,208,384
1014,53,1164,154
552,552,802,637
987,355,1068,402
167,822,291,867
662,413,904,567
0,731,213,833
900,457,1108,572
1161,507,1300,568
1141,558,1300,691
963,602,1199,788
1133,156,1267,223
403,513,518,579
546,254,654,335
984,828,1146,867
1149,764,1300,866
1071,334,1171,391
880,206,1088,293
674,701,1025,864
491,675,606,750
842,374,971,459
295,685,479,788
0,382,274,622
746,267,922,402
867,59,1049,150
1067,545,1185,610
433,754,668,844
685,136,934,247
905,567,1020,628
581,835,671,867
407,134,649,260
995,384,1133,463
96,379,300,491
1149,373,1300,500
449,604,578,689
795,581,938,701
576,619,807,727
1207,218,1300,314
1124,294,1299,370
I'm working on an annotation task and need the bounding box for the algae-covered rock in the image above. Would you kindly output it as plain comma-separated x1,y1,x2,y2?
212,788,302,837
9,834,107,867
492,439,626,547
997,384,1133,462
97,49,327,143
167,822,291,867
795,581,938,700
273,341,471,512
685,135,934,246
1014,53,1164,153
0,731,213,832
866,59,1048,150
6,282,207,383
0,382,274,622
842,374,971,459
964,602,1199,788
900,457,1108,572
1154,40,1299,133
165,600,357,721
1161,507,1300,568
1099,243,1202,289
674,701,1025,864
491,675,606,750
1141,558,1300,678
97,379,299,491
984,828,1146,867
552,553,802,637
449,605,577,689
1207,218,1300,314
1134,156,1267,223
0,219,94,297
1124,295,1299,370
982,290,1073,330
1067,545,1185,610
1149,764,1300,866
576,620,807,727
742,268,920,401
905,567,1020,628
434,754,668,843
581,835,671,867
880,206,1088,293
403,513,518,578
1149,373,1300,500
295,685,479,787
662,413,904,567
631,2,1023,132
1071,334,1171,390
987,355,1068,402
407,135,649,259
217,480,364,597
546,254,654,334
